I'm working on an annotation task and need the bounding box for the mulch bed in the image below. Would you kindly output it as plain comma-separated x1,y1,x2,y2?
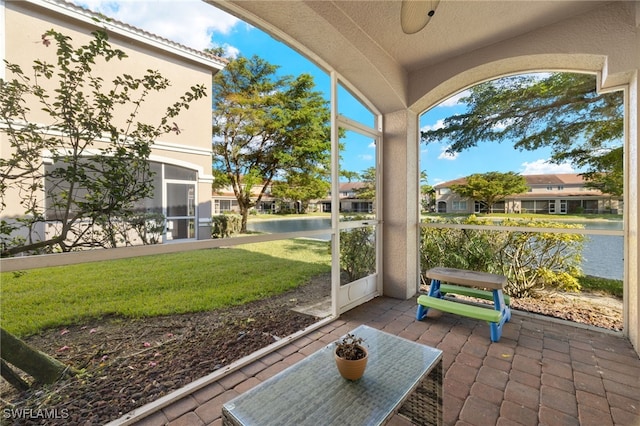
510,290,622,331
0,274,622,425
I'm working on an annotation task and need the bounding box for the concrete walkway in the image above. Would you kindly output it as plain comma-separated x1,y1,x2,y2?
121,296,640,426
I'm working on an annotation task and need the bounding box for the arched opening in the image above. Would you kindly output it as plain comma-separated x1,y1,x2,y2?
414,66,629,334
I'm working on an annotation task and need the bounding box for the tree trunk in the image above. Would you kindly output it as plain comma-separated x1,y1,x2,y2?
1,359,30,391
241,209,249,233
0,328,72,384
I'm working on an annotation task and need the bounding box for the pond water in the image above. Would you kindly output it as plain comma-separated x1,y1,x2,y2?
579,221,623,280
247,217,623,280
248,217,331,235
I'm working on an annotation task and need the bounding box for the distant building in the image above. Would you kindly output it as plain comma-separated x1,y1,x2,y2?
329,182,373,214
212,181,373,214
434,173,622,214
212,185,277,214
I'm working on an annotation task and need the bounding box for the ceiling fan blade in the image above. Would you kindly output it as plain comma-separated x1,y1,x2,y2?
401,0,440,34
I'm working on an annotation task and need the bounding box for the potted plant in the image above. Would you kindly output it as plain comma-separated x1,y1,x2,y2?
334,333,368,380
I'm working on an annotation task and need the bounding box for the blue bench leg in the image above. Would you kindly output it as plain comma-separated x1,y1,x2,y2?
489,322,500,342
416,304,429,321
489,289,512,341
417,278,443,321
489,309,511,342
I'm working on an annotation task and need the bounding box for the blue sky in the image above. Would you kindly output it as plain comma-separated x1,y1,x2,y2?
74,0,579,186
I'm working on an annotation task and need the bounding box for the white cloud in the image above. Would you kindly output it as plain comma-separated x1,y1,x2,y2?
491,117,515,131
358,154,374,162
520,159,575,175
437,145,458,161
439,90,469,107
421,119,445,133
74,0,241,51
221,44,240,59
367,141,376,149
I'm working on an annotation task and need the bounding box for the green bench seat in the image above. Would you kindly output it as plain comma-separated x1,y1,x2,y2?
417,295,502,323
439,283,511,306
418,267,511,342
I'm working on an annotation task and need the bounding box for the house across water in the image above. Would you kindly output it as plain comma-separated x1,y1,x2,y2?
434,173,622,214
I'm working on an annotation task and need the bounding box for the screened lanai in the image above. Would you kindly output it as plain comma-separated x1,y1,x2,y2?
205,0,640,354
3,0,637,351
2,1,638,424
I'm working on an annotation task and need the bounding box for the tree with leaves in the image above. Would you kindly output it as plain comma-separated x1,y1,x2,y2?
450,171,528,213
270,170,330,213
211,55,331,231
0,29,206,257
340,170,360,183
355,167,376,201
421,73,623,195
420,170,435,213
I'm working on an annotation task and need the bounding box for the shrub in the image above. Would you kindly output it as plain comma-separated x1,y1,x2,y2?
420,215,499,277
340,216,375,283
126,212,165,245
420,217,585,297
211,214,242,238
495,220,584,296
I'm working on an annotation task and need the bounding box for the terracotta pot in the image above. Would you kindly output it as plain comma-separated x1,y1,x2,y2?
334,345,368,380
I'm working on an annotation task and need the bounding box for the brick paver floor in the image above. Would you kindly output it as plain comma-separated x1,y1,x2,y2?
111,296,640,426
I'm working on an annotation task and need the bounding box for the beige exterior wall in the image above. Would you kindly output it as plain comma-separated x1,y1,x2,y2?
382,109,420,300
1,0,222,241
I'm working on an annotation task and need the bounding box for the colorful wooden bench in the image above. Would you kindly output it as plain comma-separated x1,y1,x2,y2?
439,283,511,306
417,267,511,342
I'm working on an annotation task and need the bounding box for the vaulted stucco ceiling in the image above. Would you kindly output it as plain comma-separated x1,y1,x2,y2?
211,1,616,113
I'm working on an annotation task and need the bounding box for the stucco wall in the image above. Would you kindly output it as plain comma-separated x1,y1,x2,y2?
382,109,420,299
3,4,213,147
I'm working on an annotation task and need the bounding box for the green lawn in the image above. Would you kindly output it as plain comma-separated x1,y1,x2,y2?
579,275,623,298
1,239,331,337
2,235,623,337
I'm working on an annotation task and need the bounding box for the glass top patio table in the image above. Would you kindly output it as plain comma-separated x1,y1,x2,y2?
222,325,443,426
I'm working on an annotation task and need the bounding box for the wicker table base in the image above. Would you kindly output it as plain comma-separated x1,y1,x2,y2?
223,325,443,426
